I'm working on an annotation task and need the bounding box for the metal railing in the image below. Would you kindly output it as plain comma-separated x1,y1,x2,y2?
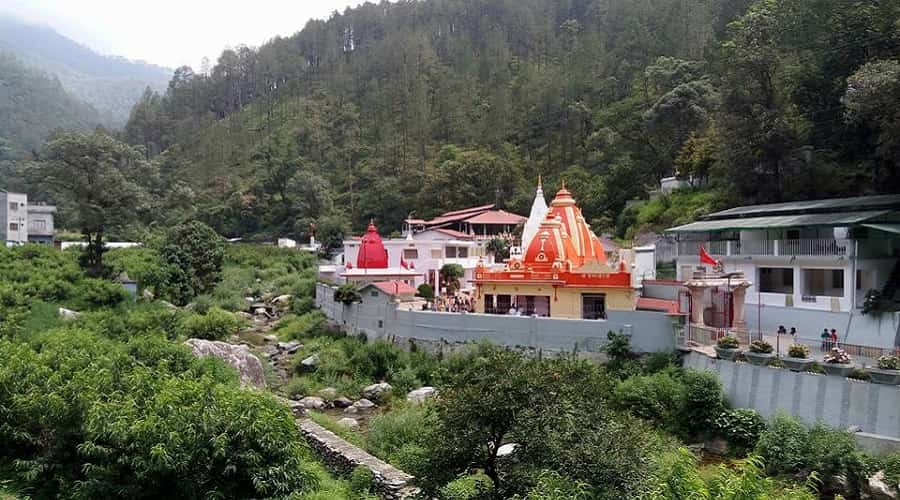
676,238,853,258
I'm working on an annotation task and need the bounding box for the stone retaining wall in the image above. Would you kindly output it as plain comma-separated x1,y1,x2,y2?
297,419,419,499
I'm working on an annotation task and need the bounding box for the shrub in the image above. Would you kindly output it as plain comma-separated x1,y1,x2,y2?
291,295,316,315
716,335,739,349
611,372,683,429
642,352,677,373
159,220,226,305
714,408,765,454
75,278,129,309
439,472,494,500
877,355,900,370
178,308,240,340
333,284,361,305
351,340,402,381
749,340,773,354
847,367,871,381
678,369,726,437
283,377,319,400
417,283,435,300
278,311,329,340
515,470,590,499
754,414,809,475
788,344,810,359
823,347,851,364
366,404,434,477
349,466,374,494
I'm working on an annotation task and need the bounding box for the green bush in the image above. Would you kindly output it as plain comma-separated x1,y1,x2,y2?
754,414,809,475
178,307,240,340
291,296,316,315
159,220,226,305
611,371,682,429
366,404,434,477
439,472,494,500
716,336,739,349
878,355,900,370
749,340,774,354
278,311,329,340
334,284,361,305
284,376,320,400
714,408,765,454
349,466,375,494
678,369,726,437
788,344,810,359
74,278,129,309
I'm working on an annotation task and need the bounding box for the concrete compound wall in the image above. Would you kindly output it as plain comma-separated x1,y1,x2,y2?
685,351,900,451
744,303,900,349
317,283,677,353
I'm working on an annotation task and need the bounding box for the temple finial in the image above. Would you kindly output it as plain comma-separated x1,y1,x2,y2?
561,178,566,190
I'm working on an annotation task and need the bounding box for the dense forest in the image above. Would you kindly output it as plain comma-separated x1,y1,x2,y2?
0,16,171,126
0,52,102,158
112,0,900,242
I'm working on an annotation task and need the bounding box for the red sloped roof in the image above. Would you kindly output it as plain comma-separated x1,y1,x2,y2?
440,204,495,217
636,297,680,314
464,210,527,225
372,281,417,296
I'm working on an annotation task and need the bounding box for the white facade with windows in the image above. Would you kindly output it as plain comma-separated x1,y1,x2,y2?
0,191,28,245
668,195,900,348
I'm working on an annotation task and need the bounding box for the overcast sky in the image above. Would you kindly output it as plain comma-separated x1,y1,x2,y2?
0,0,368,69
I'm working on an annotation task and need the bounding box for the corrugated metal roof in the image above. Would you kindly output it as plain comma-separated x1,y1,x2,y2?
705,194,900,220
863,223,900,235
668,210,891,233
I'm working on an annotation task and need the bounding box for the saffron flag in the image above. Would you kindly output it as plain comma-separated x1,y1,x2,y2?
699,246,718,266
400,256,409,270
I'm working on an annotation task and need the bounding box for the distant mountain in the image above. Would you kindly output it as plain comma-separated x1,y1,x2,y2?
0,16,171,126
0,52,102,157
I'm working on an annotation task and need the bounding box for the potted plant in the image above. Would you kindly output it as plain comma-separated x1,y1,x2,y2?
783,344,814,371
822,347,854,377
744,340,775,366
867,355,900,385
714,335,741,361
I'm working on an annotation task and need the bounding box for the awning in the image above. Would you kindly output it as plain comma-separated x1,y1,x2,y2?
863,223,900,235
667,210,891,233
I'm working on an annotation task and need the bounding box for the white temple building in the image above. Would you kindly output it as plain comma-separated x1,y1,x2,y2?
515,177,549,256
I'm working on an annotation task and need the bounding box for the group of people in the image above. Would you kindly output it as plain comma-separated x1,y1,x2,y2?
775,325,841,350
431,294,474,313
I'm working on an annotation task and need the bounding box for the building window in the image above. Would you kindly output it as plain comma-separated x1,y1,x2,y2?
758,267,794,294
8,223,17,231
30,219,47,231
445,246,469,258
370,291,379,297
431,248,442,258
9,202,17,211
403,248,418,259
803,269,844,297
377,320,383,328
582,294,607,319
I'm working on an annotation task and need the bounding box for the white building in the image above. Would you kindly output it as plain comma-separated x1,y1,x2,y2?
1,191,28,245
667,194,900,348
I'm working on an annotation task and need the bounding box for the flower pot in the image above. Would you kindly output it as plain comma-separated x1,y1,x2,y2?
744,351,775,366
782,357,814,372
867,368,900,385
822,363,854,377
714,346,741,361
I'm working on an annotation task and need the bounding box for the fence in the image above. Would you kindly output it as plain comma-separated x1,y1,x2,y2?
676,238,854,258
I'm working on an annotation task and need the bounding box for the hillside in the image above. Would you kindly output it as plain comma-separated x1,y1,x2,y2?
0,52,102,157
0,16,171,126
120,0,900,240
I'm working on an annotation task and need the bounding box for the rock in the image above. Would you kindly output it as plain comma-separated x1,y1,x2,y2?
300,354,320,372
298,396,327,411
847,425,862,433
496,443,518,457
245,296,255,303
58,307,80,320
406,386,437,405
160,300,177,309
337,417,359,429
263,334,278,343
278,341,302,354
185,339,266,388
352,398,376,411
343,405,359,415
236,311,252,320
362,382,393,401
703,437,728,456
141,288,155,301
254,307,269,317
865,471,898,500
272,294,293,304
332,397,353,408
318,387,338,400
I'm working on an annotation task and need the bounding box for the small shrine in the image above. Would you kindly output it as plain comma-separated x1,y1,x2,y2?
683,262,751,330
341,221,420,286
473,184,635,319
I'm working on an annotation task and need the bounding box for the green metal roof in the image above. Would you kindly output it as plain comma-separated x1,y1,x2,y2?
668,210,891,233
704,194,900,220
863,223,900,236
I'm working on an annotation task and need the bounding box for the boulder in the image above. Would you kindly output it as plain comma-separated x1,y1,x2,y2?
245,296,255,303
141,288,155,301
185,339,266,388
298,396,327,411
263,334,278,343
352,398,376,411
332,397,353,408
272,294,293,304
58,307,80,320
343,405,359,415
362,382,393,401
236,311,252,320
865,471,898,500
318,387,338,400
254,307,269,317
496,443,518,457
300,354,320,372
337,417,359,430
406,386,437,405
278,341,302,354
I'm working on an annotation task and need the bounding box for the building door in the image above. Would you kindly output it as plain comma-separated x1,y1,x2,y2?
496,295,511,313
582,294,606,319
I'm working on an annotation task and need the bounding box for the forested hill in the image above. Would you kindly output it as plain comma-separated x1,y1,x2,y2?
122,0,900,241
0,16,171,126
0,52,102,158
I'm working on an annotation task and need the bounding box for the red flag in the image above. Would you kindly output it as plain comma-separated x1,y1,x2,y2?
400,256,409,270
699,246,718,266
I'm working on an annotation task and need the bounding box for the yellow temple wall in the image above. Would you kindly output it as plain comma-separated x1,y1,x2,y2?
476,283,635,319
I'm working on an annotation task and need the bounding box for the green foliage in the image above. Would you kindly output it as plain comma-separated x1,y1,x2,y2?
513,471,591,500
417,283,435,301
439,472,494,500
349,466,375,495
714,408,766,454
334,284,361,305
486,238,510,261
278,311,330,341
679,370,727,437
878,355,900,370
159,220,226,305
716,336,739,349
178,307,240,340
788,344,810,359
749,340,774,354
74,277,130,309
611,371,683,430
366,404,434,477
626,189,726,239
439,264,465,293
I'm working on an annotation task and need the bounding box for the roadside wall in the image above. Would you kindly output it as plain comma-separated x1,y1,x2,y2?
317,283,676,353
684,351,900,451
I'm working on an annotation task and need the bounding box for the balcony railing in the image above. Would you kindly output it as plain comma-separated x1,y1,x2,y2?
677,238,854,258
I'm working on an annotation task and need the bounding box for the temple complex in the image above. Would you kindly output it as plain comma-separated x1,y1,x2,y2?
474,184,635,319
340,221,420,286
